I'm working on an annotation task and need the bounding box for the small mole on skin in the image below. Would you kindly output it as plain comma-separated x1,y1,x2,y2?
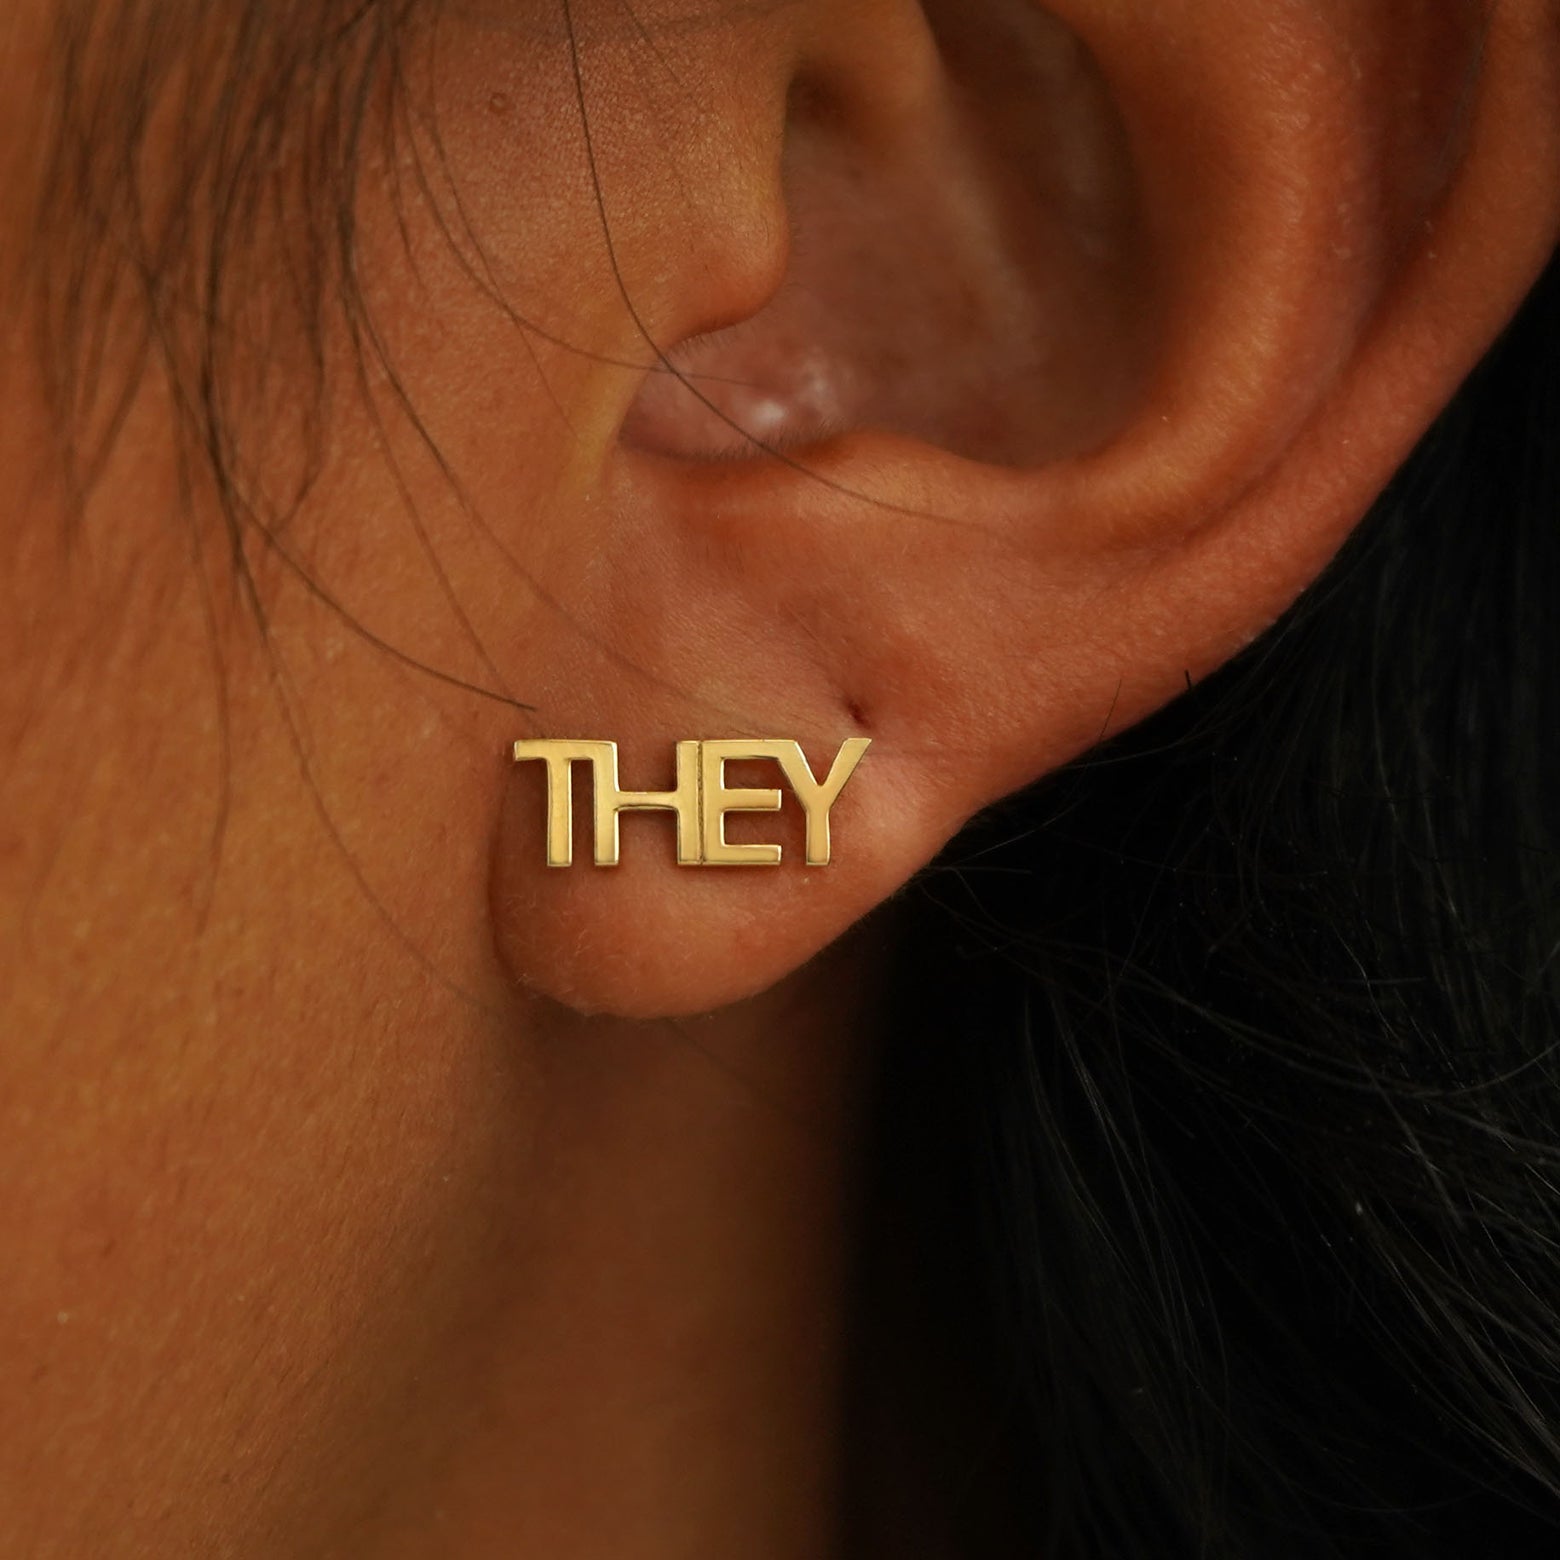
488,91,511,116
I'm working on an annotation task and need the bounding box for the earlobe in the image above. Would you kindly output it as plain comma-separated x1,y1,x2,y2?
488,0,1560,1020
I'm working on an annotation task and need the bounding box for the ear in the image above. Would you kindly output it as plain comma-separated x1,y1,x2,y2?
487,0,1560,1019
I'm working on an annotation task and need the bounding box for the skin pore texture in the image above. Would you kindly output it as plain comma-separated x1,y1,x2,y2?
1,0,1558,1555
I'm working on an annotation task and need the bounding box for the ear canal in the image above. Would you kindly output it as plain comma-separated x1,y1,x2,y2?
619,4,1151,468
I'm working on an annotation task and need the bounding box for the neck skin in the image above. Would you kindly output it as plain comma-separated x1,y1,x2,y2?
366,934,895,1558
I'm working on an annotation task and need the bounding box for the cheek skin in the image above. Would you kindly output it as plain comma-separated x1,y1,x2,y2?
0,12,653,1541
0,498,547,1550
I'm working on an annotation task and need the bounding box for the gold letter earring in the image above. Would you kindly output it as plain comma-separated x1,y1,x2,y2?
511,738,870,868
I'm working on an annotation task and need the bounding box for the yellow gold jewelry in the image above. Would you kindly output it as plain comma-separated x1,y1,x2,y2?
511,738,871,868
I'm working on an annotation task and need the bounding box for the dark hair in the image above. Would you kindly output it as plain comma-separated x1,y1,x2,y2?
887,247,1560,1555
